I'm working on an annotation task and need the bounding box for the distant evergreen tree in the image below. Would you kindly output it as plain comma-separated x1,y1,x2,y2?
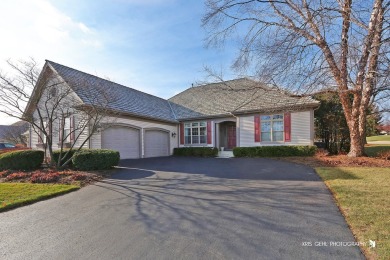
314,92,350,154
314,92,382,154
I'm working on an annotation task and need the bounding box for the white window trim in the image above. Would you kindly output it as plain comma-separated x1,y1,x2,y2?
63,117,71,143
184,121,207,145
261,114,284,142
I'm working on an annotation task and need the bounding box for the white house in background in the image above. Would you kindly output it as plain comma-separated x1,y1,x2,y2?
26,60,320,159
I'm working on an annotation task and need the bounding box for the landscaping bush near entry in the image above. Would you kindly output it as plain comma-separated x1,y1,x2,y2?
72,149,120,170
173,147,218,157
233,146,317,157
52,149,78,166
0,150,44,170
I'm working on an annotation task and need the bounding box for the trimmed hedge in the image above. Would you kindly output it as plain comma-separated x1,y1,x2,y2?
173,147,218,157
52,149,77,167
233,146,317,157
72,149,120,170
0,150,44,170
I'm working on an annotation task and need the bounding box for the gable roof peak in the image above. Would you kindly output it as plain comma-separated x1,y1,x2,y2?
44,60,177,123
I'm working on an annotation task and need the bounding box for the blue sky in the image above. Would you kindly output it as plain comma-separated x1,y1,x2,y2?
0,0,238,124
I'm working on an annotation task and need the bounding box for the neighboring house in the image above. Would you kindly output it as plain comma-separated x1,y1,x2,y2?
0,125,10,142
26,60,319,159
0,122,29,145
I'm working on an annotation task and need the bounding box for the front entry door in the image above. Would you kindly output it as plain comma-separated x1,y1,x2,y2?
227,125,236,149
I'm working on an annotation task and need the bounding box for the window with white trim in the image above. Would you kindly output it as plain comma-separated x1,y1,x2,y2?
63,117,71,142
261,114,284,141
184,122,207,144
38,121,48,144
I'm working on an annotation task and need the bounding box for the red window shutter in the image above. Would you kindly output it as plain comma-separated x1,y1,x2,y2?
180,123,184,145
284,112,291,142
254,115,261,142
70,116,75,142
207,121,212,144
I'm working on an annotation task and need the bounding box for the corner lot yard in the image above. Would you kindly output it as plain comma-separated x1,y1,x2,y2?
0,157,363,259
316,167,390,260
366,135,390,142
279,153,390,260
0,183,79,212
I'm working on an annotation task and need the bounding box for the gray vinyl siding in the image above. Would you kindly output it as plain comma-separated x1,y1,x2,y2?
29,126,40,149
90,132,101,149
30,116,89,150
239,115,256,147
290,111,312,145
238,110,314,147
73,116,89,149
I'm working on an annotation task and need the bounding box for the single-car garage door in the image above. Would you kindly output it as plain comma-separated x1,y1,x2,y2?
144,130,169,158
102,126,140,159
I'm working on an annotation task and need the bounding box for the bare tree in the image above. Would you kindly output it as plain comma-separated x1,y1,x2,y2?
0,123,28,146
203,0,389,157
0,59,118,168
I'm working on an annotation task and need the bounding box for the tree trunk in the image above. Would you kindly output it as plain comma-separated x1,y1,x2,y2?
347,118,365,157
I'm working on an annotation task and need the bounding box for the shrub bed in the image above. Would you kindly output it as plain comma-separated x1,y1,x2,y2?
30,172,61,183
377,149,390,160
72,149,120,170
0,150,44,170
5,172,31,181
233,146,317,157
52,149,78,167
173,147,218,157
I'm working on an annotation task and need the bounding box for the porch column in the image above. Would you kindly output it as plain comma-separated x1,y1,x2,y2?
215,123,220,148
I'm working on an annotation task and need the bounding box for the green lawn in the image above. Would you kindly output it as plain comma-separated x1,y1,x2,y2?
0,183,79,212
367,135,390,142
365,145,390,157
316,167,390,260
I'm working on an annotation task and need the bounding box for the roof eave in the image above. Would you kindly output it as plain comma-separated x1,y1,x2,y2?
79,104,178,124
176,103,320,121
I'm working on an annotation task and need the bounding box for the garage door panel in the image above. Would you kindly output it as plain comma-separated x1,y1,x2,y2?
144,130,169,158
102,126,140,159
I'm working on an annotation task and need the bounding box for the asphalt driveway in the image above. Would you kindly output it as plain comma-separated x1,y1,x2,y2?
0,157,363,260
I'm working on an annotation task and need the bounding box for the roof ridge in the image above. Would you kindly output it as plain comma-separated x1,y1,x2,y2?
45,60,169,103
194,77,255,87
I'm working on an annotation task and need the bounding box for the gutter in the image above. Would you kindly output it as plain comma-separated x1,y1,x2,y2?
79,104,179,125
176,103,320,122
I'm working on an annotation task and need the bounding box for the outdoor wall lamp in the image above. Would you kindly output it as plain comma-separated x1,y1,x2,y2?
171,132,177,138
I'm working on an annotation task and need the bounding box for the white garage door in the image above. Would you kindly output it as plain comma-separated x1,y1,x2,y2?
144,130,169,158
102,126,140,159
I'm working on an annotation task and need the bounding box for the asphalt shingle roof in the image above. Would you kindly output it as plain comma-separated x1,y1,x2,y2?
169,78,320,119
47,61,177,123
46,61,319,122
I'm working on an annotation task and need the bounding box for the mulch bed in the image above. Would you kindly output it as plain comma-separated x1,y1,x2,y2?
277,154,390,168
0,168,112,186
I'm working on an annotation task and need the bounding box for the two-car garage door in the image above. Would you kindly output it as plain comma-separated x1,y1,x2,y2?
102,126,170,159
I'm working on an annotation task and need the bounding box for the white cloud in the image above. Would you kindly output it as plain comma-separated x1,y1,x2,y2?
0,0,103,62
78,22,93,34
0,0,104,124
